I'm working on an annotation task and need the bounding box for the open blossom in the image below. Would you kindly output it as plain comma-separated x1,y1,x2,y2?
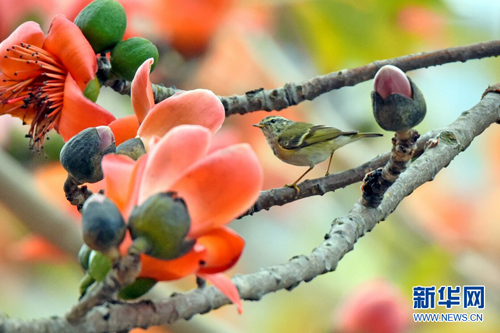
109,58,225,147
0,16,115,149
102,124,263,312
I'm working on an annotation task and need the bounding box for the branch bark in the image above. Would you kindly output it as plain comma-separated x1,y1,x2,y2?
99,40,500,116
2,88,498,333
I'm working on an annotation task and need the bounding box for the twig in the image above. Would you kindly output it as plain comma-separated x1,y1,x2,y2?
0,150,82,257
1,87,498,333
66,252,142,323
99,40,500,116
361,130,420,207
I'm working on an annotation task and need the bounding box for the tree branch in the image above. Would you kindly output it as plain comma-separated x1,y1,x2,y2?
240,130,436,217
2,88,498,333
99,40,500,116
0,150,82,257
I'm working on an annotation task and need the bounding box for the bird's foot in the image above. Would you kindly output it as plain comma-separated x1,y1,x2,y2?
284,182,300,194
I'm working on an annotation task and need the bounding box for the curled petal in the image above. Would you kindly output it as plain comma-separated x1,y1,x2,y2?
170,143,263,238
0,21,45,80
138,89,224,143
56,75,116,141
131,58,155,123
198,272,242,314
139,125,211,203
44,15,97,90
197,227,244,275
139,244,207,281
108,115,140,146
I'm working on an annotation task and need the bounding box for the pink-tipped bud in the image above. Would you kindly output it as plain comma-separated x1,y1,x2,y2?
96,126,115,151
374,65,412,100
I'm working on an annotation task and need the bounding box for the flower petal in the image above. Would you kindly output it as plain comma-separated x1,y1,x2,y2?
43,15,97,90
139,125,211,203
137,89,224,143
131,58,155,123
197,227,244,275
170,143,263,238
102,153,147,219
108,115,140,146
0,21,45,80
197,272,242,314
57,75,116,141
139,243,207,281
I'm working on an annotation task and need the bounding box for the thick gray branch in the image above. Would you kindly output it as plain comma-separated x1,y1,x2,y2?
2,90,498,333
99,40,500,116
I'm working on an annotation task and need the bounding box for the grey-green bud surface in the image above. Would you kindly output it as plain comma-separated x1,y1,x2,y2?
82,194,126,254
128,192,194,260
60,126,116,184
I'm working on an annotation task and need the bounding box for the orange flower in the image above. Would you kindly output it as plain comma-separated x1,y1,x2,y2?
0,16,115,149
102,124,263,313
109,58,225,146
149,0,235,57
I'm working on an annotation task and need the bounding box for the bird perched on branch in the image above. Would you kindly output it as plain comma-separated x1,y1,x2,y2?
253,116,383,193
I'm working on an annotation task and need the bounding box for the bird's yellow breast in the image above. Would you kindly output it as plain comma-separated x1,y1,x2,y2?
271,139,334,167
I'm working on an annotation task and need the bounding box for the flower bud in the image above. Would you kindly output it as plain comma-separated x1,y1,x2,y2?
128,192,194,260
60,126,116,184
118,277,157,300
78,243,93,271
88,250,112,281
81,194,126,254
110,37,159,81
74,0,127,54
116,137,146,161
372,65,426,132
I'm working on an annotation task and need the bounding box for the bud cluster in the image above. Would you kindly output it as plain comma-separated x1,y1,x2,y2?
75,0,159,97
78,191,193,298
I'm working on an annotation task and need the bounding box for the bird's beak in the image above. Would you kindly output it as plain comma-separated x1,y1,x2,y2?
253,124,264,128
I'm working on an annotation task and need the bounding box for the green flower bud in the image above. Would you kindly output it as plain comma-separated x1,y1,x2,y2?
128,192,194,260
110,37,159,81
78,243,93,271
119,278,157,300
83,76,101,102
74,0,127,54
60,126,116,184
79,272,96,296
372,66,426,132
88,250,112,281
116,137,146,161
82,194,126,255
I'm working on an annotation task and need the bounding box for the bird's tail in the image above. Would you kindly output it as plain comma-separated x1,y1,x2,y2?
355,132,383,138
347,132,383,140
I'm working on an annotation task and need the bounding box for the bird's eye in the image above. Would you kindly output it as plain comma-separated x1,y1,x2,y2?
270,118,276,124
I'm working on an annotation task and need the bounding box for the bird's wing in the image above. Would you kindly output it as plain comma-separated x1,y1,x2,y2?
278,124,356,149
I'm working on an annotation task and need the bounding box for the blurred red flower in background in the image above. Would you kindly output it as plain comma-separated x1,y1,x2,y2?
334,279,412,333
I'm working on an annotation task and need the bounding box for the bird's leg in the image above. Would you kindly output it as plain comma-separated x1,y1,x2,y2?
325,152,334,176
285,166,314,194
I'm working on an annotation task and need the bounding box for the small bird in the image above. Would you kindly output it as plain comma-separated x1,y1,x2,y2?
253,116,383,193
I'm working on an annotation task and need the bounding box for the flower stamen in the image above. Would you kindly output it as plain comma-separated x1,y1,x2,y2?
0,43,67,150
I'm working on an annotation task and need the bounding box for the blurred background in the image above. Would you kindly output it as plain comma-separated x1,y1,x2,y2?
0,0,499,332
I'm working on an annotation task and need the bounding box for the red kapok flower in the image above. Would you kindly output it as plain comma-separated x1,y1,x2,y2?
0,16,115,149
334,279,412,333
109,58,225,147
102,125,263,313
